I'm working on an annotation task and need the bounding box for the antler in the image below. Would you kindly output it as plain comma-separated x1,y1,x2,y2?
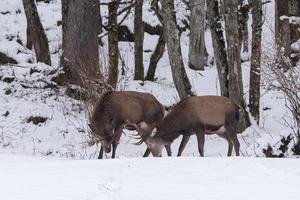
124,121,146,145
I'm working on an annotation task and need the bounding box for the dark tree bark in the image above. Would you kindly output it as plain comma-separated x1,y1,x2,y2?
145,33,165,81
61,0,101,87
275,0,289,46
0,52,17,64
102,23,161,43
275,0,291,69
23,0,51,65
223,0,250,132
143,22,162,35
26,27,33,50
134,0,144,80
242,20,249,53
161,0,194,99
188,0,206,70
207,0,229,97
249,0,262,123
281,18,291,57
108,0,119,88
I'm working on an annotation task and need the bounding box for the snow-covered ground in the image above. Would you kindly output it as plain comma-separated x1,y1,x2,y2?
1,154,300,200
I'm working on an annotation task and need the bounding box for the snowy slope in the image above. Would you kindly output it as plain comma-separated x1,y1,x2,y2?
1,154,300,200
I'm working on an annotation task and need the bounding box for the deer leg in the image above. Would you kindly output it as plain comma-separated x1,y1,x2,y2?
227,130,240,156
165,144,172,156
177,135,190,156
111,142,117,159
111,124,124,159
143,148,151,157
231,134,240,156
226,125,240,156
196,131,205,157
112,131,122,159
98,145,104,159
218,133,233,156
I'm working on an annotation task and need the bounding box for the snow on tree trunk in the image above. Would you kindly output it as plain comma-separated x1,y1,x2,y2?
161,0,194,99
23,0,51,65
188,0,205,70
134,0,144,80
61,0,101,87
108,0,119,88
207,0,229,97
223,0,250,132
249,0,262,123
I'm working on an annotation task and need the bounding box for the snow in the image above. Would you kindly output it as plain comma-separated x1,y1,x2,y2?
0,154,300,200
0,0,299,198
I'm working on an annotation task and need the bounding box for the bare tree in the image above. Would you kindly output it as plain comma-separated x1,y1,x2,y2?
161,0,194,99
188,0,206,70
108,0,119,88
145,0,165,81
249,0,262,123
145,33,165,81
23,0,51,65
61,0,101,87
223,0,250,132
134,0,144,80
207,0,229,97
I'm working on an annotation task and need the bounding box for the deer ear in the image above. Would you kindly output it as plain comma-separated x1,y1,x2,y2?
150,128,157,137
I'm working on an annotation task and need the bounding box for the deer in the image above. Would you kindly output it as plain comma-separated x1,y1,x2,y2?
89,91,172,159
139,95,241,157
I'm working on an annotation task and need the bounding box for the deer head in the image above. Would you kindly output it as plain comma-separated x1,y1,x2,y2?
88,122,114,153
145,128,169,157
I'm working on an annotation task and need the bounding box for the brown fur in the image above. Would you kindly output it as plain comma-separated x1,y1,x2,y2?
89,91,167,158
147,96,240,157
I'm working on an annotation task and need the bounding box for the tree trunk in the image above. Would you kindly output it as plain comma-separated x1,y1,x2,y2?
61,0,101,87
145,33,165,81
275,0,289,45
238,1,249,53
207,0,229,97
188,0,205,70
26,27,33,50
242,23,249,53
23,0,51,65
275,0,289,54
281,18,291,57
223,0,250,132
275,0,291,69
161,0,194,99
108,1,119,88
249,0,262,123
134,0,144,80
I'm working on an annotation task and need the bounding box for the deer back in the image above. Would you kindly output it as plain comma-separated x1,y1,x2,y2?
90,91,165,140
153,96,239,142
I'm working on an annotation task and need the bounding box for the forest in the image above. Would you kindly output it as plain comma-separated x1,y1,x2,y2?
0,0,299,199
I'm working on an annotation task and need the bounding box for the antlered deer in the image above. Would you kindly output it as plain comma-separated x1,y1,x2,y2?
89,91,171,159
143,96,241,157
